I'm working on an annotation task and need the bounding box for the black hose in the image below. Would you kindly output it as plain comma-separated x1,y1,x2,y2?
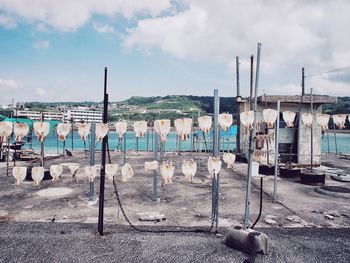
251,177,263,229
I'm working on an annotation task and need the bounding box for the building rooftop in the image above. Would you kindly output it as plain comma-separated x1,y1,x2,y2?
257,95,337,105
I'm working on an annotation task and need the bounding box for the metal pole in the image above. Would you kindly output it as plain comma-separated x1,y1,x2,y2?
310,88,314,171
71,117,74,151
244,43,262,229
98,67,108,236
302,67,305,96
89,122,96,201
250,55,254,110
40,112,44,167
123,132,126,164
146,129,149,151
152,132,158,202
273,100,280,202
213,89,220,231
236,56,240,97
333,123,338,154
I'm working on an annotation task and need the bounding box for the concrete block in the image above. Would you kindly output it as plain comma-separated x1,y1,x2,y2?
225,227,269,255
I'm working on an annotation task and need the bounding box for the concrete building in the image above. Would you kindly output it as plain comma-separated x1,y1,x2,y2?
238,95,337,166
16,110,63,121
63,109,102,123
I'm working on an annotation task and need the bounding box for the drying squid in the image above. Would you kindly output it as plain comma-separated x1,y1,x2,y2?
105,164,119,181
31,167,44,186
282,111,296,128
207,157,222,179
198,116,212,134
160,161,175,184
316,114,330,131
240,111,254,130
95,123,109,141
13,166,27,185
115,122,127,139
333,114,347,129
263,109,278,128
121,163,134,182
84,165,98,183
218,114,233,132
154,119,171,142
301,113,313,128
174,118,192,141
134,121,147,138
0,121,13,143
77,123,91,141
14,123,29,142
50,165,63,182
68,165,80,178
182,158,197,182
223,153,236,169
56,123,71,141
144,161,159,172
33,122,50,142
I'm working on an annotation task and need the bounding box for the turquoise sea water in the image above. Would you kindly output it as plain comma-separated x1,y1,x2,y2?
22,129,350,154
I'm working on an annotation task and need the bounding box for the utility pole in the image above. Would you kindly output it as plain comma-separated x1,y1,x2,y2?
235,56,241,153
98,67,108,236
302,67,305,96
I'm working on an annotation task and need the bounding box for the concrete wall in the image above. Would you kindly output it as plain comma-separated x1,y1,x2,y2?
238,101,323,165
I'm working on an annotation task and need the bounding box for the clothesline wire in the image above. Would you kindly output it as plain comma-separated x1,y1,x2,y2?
305,66,350,77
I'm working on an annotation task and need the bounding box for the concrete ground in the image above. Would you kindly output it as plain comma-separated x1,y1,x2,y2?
1,150,350,262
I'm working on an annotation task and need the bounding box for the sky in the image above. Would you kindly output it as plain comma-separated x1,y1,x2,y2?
0,0,349,105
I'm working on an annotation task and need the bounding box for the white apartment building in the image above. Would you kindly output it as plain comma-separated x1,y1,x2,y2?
16,110,63,121
63,109,102,123
15,109,102,123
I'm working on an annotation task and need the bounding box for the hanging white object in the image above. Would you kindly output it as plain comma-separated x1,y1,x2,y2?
33,122,50,142
198,116,212,134
31,167,44,186
182,158,197,182
13,166,27,185
218,114,233,132
282,111,296,128
14,123,29,142
84,165,98,183
56,123,71,141
77,123,91,141
174,118,192,141
115,122,127,139
223,153,236,169
154,119,171,142
105,164,119,181
207,157,222,179
95,123,109,141
50,165,63,182
263,109,278,128
121,163,134,182
134,121,147,138
301,113,313,128
68,165,80,177
316,114,330,131
160,161,175,184
0,121,13,143
333,114,347,129
240,111,254,130
144,161,158,171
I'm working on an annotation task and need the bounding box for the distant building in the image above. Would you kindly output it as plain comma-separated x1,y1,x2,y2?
16,110,63,121
15,108,102,123
63,109,102,123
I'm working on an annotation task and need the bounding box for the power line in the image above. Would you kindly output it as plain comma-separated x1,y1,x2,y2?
305,66,350,77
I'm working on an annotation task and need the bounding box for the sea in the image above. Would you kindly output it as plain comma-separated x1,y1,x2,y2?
22,128,350,155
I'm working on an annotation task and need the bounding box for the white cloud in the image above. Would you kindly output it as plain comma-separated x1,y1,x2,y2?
0,13,16,29
33,40,50,49
0,0,172,31
35,87,48,97
123,0,350,96
93,22,114,33
0,78,21,90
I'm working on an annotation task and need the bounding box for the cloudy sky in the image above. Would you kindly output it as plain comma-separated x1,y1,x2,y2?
0,0,349,104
